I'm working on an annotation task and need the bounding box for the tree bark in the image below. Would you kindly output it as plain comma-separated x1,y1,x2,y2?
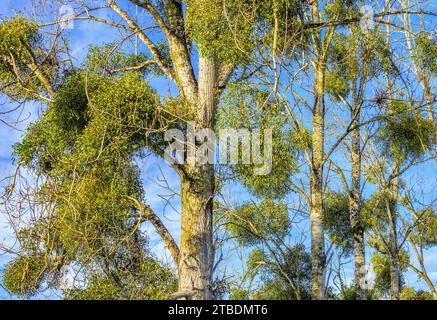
390,248,401,300
421,273,437,300
350,98,367,300
408,255,437,300
388,175,401,300
310,63,326,300
177,56,217,300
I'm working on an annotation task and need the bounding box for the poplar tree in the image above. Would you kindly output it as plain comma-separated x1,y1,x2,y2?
0,1,274,299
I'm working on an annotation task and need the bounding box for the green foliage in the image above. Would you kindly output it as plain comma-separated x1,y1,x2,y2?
15,71,161,170
0,16,38,89
322,0,356,20
186,0,251,62
68,277,121,300
400,287,434,300
85,43,167,77
8,69,178,298
229,288,250,300
362,191,390,226
363,158,388,185
414,32,437,74
323,191,353,254
13,72,97,170
219,84,300,198
187,0,252,62
186,0,289,63
325,68,350,100
378,101,435,163
408,207,437,248
324,191,373,255
0,16,58,99
0,16,39,55
67,257,177,300
371,252,408,296
224,196,311,300
3,254,51,296
250,244,312,300
326,28,390,101
226,199,289,246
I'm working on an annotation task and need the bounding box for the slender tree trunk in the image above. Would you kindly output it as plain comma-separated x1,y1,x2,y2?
416,253,437,300
390,247,401,300
177,56,217,300
409,254,437,299
426,281,437,300
383,34,401,299
350,101,367,300
388,175,401,300
404,234,437,299
310,63,326,300
421,273,437,300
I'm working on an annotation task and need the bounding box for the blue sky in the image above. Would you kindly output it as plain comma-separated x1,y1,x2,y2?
0,0,436,299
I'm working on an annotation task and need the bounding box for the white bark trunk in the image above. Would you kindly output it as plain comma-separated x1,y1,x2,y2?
177,56,217,300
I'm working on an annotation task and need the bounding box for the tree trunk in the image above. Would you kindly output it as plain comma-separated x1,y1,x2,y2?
407,239,437,299
384,43,401,299
427,283,437,300
390,248,401,300
310,63,326,300
177,56,217,300
350,102,367,300
388,175,401,300
415,263,437,300
178,167,214,299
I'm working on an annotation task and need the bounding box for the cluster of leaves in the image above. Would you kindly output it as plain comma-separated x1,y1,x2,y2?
336,284,379,300
400,287,434,300
3,253,53,296
323,191,353,254
414,31,437,74
251,244,311,300
377,101,435,163
85,43,168,77
186,0,256,63
325,28,391,101
362,189,391,221
6,64,178,297
219,84,301,198
0,17,58,99
66,257,177,300
225,199,289,245
323,191,371,256
324,0,365,20
229,244,311,300
186,0,300,63
371,251,409,297
14,72,94,170
223,199,311,299
405,207,437,249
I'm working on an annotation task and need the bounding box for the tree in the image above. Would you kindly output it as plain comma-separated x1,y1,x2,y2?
1,0,435,301
364,98,434,299
400,190,437,299
0,1,274,299
323,21,390,299
223,200,311,300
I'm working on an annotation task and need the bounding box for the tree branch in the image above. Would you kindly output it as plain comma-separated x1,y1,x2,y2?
108,0,176,83
127,196,180,264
